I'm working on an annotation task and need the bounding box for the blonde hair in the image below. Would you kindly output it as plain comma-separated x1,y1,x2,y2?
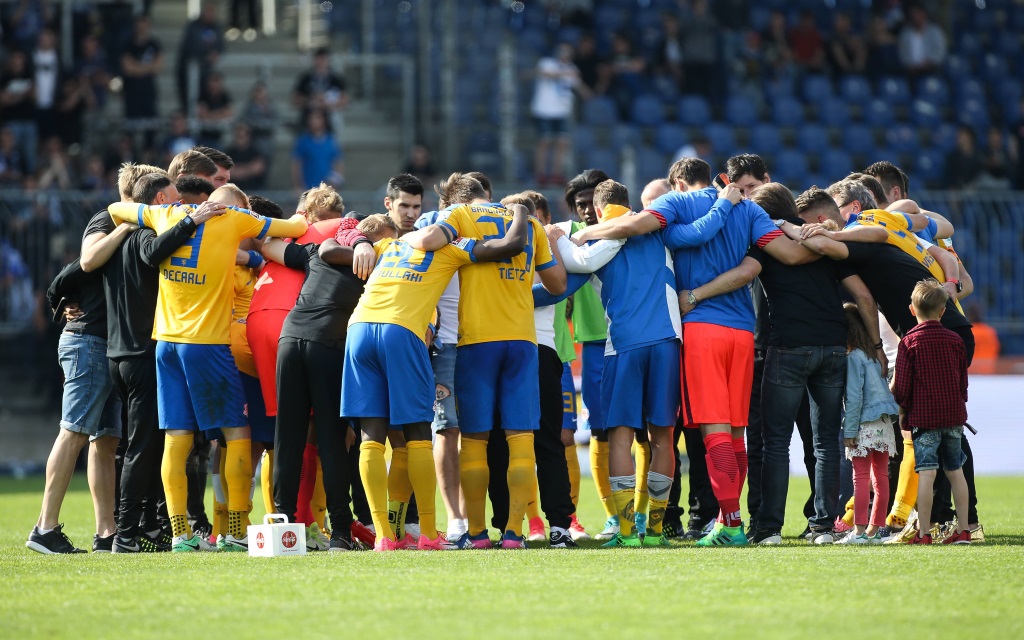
118,163,167,201
209,183,250,209
357,214,400,241
304,183,345,222
436,172,485,209
911,278,948,319
499,192,537,215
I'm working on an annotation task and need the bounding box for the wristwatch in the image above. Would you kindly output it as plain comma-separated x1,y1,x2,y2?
686,290,697,306
946,279,963,293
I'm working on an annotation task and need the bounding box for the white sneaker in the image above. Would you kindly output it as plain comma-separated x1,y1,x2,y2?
810,531,835,545
594,516,620,541
837,532,869,545
756,533,782,545
306,523,329,551
405,523,421,539
217,534,248,552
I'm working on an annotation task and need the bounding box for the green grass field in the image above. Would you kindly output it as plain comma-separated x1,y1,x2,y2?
2,473,1023,638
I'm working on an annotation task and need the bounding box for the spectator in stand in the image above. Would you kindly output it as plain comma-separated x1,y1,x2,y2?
32,28,60,142
227,0,259,42
224,123,267,191
241,81,277,152
103,133,138,177
654,14,684,90
176,1,224,112
944,126,985,189
75,34,110,109
788,10,825,73
5,0,55,51
711,0,750,71
980,126,1013,189
761,11,794,80
679,0,718,96
292,47,348,133
121,16,163,137
162,111,196,161
573,32,606,97
828,12,867,76
966,307,1000,375
196,72,233,146
899,4,946,77
605,32,646,118
403,142,437,190
37,136,72,190
78,155,112,195
866,15,900,79
531,43,585,186
1,50,38,174
292,109,342,190
0,127,27,187
55,75,92,149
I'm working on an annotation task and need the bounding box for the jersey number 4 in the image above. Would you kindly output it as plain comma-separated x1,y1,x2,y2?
170,224,205,270
477,215,533,270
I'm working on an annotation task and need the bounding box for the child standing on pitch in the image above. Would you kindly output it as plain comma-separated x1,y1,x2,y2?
892,280,972,545
839,303,899,545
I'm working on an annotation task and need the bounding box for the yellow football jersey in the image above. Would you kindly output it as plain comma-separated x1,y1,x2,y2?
436,204,556,346
230,265,259,377
349,236,476,342
108,203,307,344
849,209,963,313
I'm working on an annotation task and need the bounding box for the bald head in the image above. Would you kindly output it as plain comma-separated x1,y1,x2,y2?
641,178,671,208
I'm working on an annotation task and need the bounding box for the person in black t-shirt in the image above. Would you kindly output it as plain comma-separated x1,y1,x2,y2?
224,123,267,191
120,16,163,122
292,47,348,132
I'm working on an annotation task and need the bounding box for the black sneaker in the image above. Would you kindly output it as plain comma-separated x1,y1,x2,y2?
662,521,681,539
549,529,578,549
329,534,355,552
751,529,782,544
113,532,165,553
799,525,813,540
158,527,173,550
192,520,213,540
809,529,836,545
93,533,115,553
26,524,86,554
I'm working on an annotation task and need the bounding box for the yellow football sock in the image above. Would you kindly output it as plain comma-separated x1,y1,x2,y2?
591,438,615,518
161,433,194,538
505,433,536,537
565,444,580,508
526,470,542,521
387,446,412,539
888,437,918,527
212,454,228,538
611,489,635,538
225,438,252,538
634,440,651,518
460,437,489,536
359,441,394,541
842,495,855,526
312,459,327,532
647,471,672,536
407,441,438,540
260,449,275,516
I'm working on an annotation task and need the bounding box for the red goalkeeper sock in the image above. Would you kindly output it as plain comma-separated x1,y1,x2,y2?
704,432,741,528
296,443,318,525
732,436,748,496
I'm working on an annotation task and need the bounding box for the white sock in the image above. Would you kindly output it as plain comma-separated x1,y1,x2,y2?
447,518,468,539
212,473,225,503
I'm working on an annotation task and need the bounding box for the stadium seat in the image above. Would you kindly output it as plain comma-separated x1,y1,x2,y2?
930,122,959,152
954,78,986,103
748,123,782,154
678,95,711,127
957,33,983,58
819,149,854,182
995,79,1022,112
886,125,920,155
839,75,871,106
957,98,990,131
610,123,640,149
573,125,597,154
877,76,911,107
772,97,804,127
842,123,875,155
914,148,945,185
703,123,736,157
582,97,619,126
943,54,972,81
995,30,1022,56
796,124,829,154
910,99,944,128
725,96,759,126
631,94,664,127
654,123,688,156
802,74,833,106
816,97,851,128
916,76,950,106
773,149,810,187
981,53,1009,84
863,99,894,127
635,146,669,183
764,78,796,106
586,147,620,178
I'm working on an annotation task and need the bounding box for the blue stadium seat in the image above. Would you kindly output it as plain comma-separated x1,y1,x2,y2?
995,30,1022,56
704,123,736,157
957,98,990,131
678,95,711,127
764,78,796,106
582,97,619,126
725,96,759,126
817,98,850,128
654,123,688,156
772,97,804,127
839,75,871,106
930,122,959,152
819,148,854,182
981,53,1009,84
910,99,944,128
916,76,950,106
631,94,664,127
748,123,782,153
802,74,833,106
885,124,919,155
635,146,669,182
586,147,620,178
943,54,972,81
954,78,986,103
842,123,875,155
796,124,829,154
863,99,894,127
995,79,1022,112
610,123,640,149
914,148,945,185
957,33,983,58
773,149,810,187
877,76,911,107
573,125,597,154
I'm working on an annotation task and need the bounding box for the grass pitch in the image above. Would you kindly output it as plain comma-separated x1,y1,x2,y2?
2,474,1022,638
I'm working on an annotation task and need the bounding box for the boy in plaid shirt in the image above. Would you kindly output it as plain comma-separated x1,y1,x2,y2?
892,279,971,545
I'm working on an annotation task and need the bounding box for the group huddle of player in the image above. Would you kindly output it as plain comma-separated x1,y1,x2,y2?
26,142,980,555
